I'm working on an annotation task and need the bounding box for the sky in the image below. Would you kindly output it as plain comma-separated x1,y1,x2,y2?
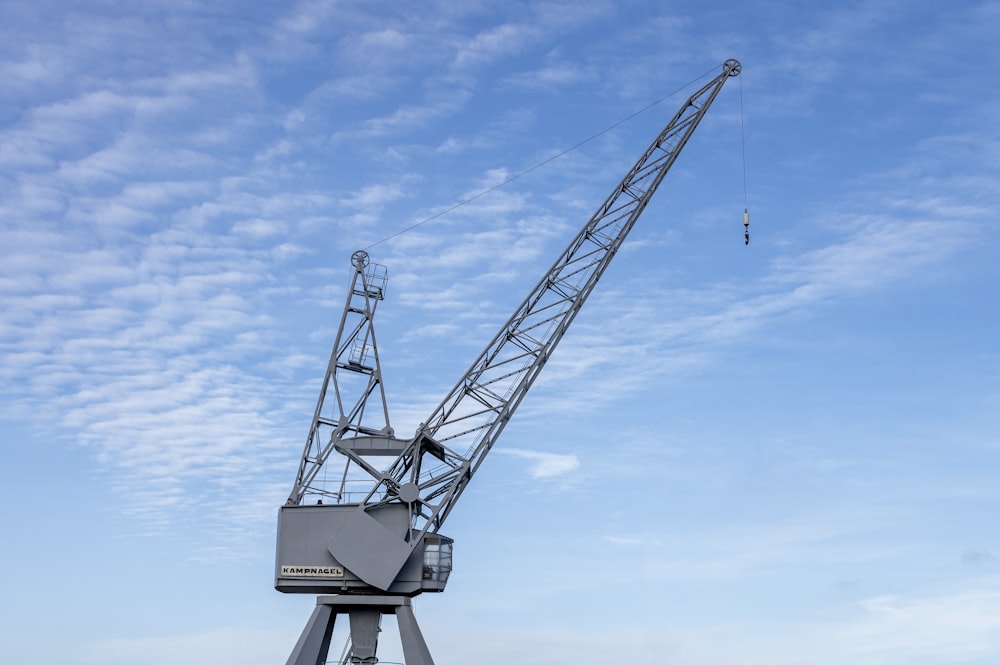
1,0,998,663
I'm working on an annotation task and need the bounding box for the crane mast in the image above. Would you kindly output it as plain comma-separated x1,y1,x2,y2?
278,59,742,665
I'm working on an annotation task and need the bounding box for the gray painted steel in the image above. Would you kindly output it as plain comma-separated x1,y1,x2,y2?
278,60,742,664
285,596,434,665
276,503,451,595
284,603,335,665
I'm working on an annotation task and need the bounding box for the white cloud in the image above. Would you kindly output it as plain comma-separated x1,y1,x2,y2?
340,182,409,210
231,218,288,238
517,207,981,415
693,582,1000,665
86,626,295,665
498,447,580,479
2,0,997,583
841,587,1000,662
502,62,597,90
452,22,539,70
604,534,643,545
332,91,473,141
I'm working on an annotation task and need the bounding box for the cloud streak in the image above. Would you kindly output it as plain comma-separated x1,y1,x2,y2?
497,447,581,479
2,1,996,576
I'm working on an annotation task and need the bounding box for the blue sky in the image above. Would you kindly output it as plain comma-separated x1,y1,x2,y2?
2,1,998,663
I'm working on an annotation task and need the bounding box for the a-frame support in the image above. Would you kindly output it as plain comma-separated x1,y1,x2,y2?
286,595,434,665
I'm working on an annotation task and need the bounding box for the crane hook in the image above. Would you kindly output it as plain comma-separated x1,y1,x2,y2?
743,208,750,245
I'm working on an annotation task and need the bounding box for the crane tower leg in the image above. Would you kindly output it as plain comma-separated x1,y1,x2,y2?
395,603,435,665
285,596,435,665
285,602,336,665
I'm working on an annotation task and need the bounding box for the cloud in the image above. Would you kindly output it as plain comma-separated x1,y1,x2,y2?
621,581,1000,665
3,0,996,572
401,322,462,342
835,585,1000,664
514,207,982,417
0,206,299,544
498,447,580,479
86,626,295,665
963,551,998,567
501,62,597,90
452,22,540,70
340,181,410,210
331,91,473,141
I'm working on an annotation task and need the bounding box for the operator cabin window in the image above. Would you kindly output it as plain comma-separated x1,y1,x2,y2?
422,540,453,582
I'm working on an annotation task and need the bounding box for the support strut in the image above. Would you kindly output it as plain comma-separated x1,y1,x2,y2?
285,596,435,665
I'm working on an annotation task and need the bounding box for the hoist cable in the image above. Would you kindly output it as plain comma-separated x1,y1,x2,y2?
363,65,722,251
739,72,749,210
738,70,751,245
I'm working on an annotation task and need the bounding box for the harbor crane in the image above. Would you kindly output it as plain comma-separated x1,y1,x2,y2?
277,58,744,665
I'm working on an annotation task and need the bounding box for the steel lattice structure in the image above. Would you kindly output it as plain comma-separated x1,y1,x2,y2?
277,59,742,665
286,59,741,538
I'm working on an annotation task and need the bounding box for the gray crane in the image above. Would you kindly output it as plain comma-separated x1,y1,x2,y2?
277,58,743,665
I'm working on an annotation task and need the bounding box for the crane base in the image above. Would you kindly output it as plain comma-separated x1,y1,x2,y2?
286,595,434,665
